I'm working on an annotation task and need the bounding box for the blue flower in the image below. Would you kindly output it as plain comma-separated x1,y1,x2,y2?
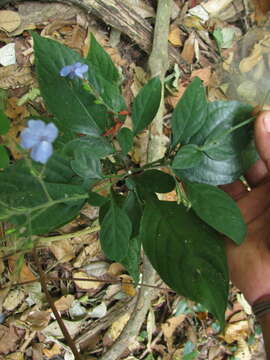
60,62,89,79
20,120,58,164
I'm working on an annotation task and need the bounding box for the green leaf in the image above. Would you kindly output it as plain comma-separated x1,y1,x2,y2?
0,158,87,235
120,236,141,285
117,127,133,155
123,191,143,238
63,136,114,159
71,146,103,179
141,200,228,328
176,101,254,185
185,181,246,244
87,33,119,84
100,193,132,262
0,145,9,168
32,32,104,137
88,191,108,207
0,110,10,135
132,169,175,194
172,77,207,146
172,144,203,170
132,77,162,135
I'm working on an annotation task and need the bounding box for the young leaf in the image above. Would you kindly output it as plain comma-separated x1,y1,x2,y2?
176,101,254,185
117,127,133,155
132,169,175,194
132,77,162,135
172,144,203,170
0,145,9,168
171,77,207,146
0,110,10,135
185,181,246,244
87,33,119,84
71,146,103,180
100,194,132,262
140,199,229,328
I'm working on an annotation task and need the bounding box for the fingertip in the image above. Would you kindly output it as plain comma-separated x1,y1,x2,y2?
255,111,270,171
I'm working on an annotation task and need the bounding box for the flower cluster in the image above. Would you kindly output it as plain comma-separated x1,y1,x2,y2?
60,62,88,79
20,120,58,164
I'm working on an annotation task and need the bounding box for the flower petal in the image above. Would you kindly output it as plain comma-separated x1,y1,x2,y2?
43,123,58,143
27,119,46,132
31,141,53,164
60,65,73,77
20,128,40,149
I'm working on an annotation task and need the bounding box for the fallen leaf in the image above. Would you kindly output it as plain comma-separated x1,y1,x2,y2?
146,307,156,350
0,325,20,354
54,295,74,312
239,43,263,73
43,343,62,358
0,11,21,33
73,240,102,268
119,274,137,297
234,338,251,360
105,313,130,344
73,271,104,291
89,302,107,318
50,239,75,263
191,67,212,85
0,64,33,90
42,319,82,338
108,263,125,277
84,261,109,277
3,288,25,311
5,352,24,360
8,256,36,283
181,32,196,64
5,97,29,120
161,314,186,352
168,25,182,46
224,320,250,344
26,311,50,331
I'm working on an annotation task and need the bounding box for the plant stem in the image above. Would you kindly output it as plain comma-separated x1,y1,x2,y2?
33,247,81,360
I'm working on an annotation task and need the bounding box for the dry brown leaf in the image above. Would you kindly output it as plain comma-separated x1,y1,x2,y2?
224,320,250,344
43,343,62,359
183,16,205,30
5,97,29,120
161,314,186,352
108,263,125,277
0,65,33,90
73,271,103,291
73,240,102,268
8,257,36,283
0,11,21,33
168,25,182,47
54,295,74,312
105,313,130,343
49,239,75,263
239,43,263,73
5,352,24,360
166,84,186,108
3,288,25,312
119,274,137,297
0,325,20,355
191,67,212,85
26,311,50,331
163,190,177,202
234,338,251,360
181,32,196,64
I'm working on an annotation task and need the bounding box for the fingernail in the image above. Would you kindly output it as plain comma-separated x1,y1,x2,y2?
263,115,270,132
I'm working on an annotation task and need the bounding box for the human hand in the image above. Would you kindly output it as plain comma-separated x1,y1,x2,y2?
222,111,270,305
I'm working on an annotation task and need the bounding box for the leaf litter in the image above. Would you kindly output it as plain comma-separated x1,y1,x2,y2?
0,0,268,358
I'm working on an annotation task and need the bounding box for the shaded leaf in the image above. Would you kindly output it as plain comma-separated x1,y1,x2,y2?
87,33,119,84
132,77,162,135
185,181,246,244
100,193,132,262
172,77,207,146
0,110,10,135
132,169,175,194
0,145,9,168
71,146,103,179
117,127,133,155
141,199,228,328
172,144,203,170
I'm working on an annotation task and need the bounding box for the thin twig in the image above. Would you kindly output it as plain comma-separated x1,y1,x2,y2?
33,247,81,360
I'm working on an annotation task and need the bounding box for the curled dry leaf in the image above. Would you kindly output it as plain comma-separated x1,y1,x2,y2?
49,239,75,263
104,312,130,345
181,32,196,64
0,65,33,90
0,11,21,33
73,271,104,291
108,262,125,277
73,240,103,268
119,274,137,297
168,25,182,47
0,325,20,355
161,314,186,352
42,319,82,338
191,67,212,86
54,294,75,312
3,288,25,312
224,320,250,344
239,43,263,73
43,343,62,359
26,310,50,331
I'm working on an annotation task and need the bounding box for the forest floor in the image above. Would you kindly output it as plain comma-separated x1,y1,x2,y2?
0,0,269,359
